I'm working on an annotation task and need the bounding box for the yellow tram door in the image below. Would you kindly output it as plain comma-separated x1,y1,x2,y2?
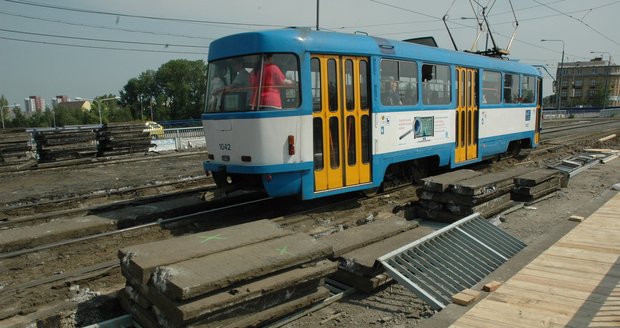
311,55,371,192
455,67,479,163
535,77,542,144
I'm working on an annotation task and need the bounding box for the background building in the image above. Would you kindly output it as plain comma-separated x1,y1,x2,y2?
51,95,69,107
24,96,46,114
59,100,91,111
556,57,620,108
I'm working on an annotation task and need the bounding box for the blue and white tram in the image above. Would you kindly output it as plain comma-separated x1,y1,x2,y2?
202,28,542,200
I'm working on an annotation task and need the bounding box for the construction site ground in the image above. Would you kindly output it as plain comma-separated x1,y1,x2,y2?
287,157,620,328
1,130,620,327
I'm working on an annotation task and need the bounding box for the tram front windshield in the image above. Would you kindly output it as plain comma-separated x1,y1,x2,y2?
205,53,300,113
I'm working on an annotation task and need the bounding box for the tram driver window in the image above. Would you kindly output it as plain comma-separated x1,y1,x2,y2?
205,53,300,112
422,64,451,105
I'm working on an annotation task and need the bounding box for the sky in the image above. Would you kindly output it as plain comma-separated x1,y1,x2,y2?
1,0,619,107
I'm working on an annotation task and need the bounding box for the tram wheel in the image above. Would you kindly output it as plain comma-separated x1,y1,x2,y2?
507,141,522,158
362,185,382,197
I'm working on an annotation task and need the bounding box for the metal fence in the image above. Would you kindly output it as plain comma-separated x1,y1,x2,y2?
155,126,206,151
600,108,620,118
163,126,205,139
543,106,620,119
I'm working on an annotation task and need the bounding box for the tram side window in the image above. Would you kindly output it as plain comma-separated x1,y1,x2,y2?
422,64,451,105
380,60,399,106
380,59,417,106
504,73,519,103
521,75,536,103
482,71,501,104
311,58,321,112
399,61,417,105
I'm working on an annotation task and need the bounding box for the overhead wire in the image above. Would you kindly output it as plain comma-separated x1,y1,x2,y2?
368,0,442,20
2,0,286,28
363,0,610,64
0,27,209,49
0,36,208,55
2,0,615,62
532,0,620,47
0,10,215,41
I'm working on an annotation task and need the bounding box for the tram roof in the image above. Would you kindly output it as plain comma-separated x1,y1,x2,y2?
208,28,540,76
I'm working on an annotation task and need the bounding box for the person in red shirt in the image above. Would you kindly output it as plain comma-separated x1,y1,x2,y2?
250,54,295,109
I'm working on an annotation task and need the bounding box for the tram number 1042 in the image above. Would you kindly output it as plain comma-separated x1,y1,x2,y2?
218,143,231,151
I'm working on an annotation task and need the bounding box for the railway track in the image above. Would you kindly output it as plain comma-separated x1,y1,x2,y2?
0,149,208,176
0,194,276,322
0,184,411,326
1,118,619,327
0,176,211,225
0,150,208,219
0,188,400,291
534,119,620,155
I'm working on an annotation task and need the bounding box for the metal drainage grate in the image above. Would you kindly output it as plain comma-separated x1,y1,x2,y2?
551,153,607,177
378,213,526,310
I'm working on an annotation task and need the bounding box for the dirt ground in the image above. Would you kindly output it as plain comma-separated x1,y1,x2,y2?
0,150,208,206
284,148,620,327
2,126,620,327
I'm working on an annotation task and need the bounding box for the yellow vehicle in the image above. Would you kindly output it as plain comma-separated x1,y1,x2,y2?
144,121,164,139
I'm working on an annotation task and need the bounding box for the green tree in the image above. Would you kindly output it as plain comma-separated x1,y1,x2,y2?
120,70,157,120
29,110,52,128
107,106,134,122
155,59,207,120
120,59,207,121
53,105,85,126
92,94,123,124
0,95,8,128
11,108,28,128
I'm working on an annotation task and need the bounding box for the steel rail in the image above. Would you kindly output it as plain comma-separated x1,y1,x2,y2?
540,120,619,135
0,196,272,260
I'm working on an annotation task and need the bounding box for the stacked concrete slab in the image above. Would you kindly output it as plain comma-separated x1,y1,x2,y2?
416,168,534,222
118,220,335,327
33,129,98,162
0,128,36,170
511,168,567,202
321,214,434,292
97,122,152,157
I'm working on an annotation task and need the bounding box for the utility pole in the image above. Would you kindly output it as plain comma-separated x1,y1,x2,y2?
316,0,320,31
541,39,565,110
